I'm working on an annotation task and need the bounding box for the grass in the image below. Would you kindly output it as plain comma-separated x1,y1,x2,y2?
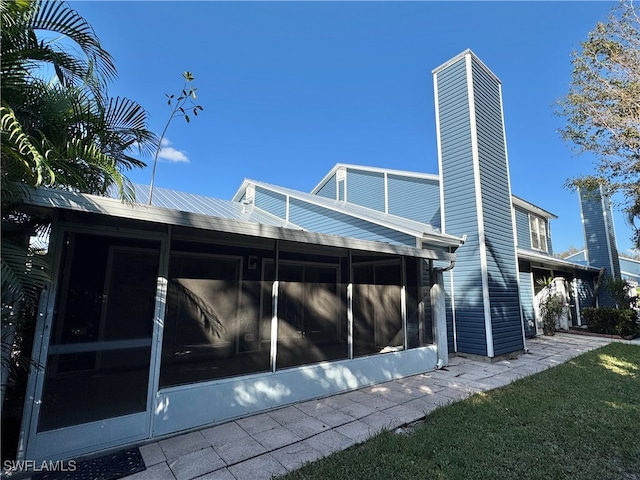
278,343,640,480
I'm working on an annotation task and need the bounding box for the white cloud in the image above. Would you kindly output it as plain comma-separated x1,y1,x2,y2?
157,137,189,163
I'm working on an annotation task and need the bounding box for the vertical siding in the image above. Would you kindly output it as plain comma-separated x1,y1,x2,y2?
255,186,287,219
316,174,337,200
346,169,385,212
472,58,523,356
436,56,487,356
387,174,441,228
288,198,416,246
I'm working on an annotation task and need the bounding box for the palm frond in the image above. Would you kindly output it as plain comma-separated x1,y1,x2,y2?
30,0,117,84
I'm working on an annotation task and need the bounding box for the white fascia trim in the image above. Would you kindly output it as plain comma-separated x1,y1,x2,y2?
433,66,447,234
466,53,495,358
384,173,389,214
231,179,254,202
511,195,558,220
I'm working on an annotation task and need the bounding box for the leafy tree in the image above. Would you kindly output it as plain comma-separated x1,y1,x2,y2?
1,0,156,203
557,0,640,247
0,0,155,411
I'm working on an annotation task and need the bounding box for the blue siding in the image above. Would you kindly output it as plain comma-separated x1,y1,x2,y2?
346,169,385,212
387,174,441,228
519,269,536,337
514,206,531,250
472,58,523,356
580,188,620,306
316,174,337,200
255,186,287,219
575,273,595,312
436,56,487,356
288,198,416,246
603,195,621,278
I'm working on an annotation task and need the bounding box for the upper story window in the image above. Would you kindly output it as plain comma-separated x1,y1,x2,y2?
529,215,548,252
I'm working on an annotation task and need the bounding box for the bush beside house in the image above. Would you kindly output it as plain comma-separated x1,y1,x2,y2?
583,307,639,338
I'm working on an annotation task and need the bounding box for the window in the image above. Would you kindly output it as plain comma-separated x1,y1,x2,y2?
529,215,548,252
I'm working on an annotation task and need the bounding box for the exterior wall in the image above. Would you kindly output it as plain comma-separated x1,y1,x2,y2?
434,51,524,357
513,205,553,255
472,58,523,356
435,55,487,356
514,206,532,250
575,272,596,312
620,257,640,283
255,186,287,219
580,187,621,307
387,174,441,228
288,197,416,246
315,173,337,200
518,263,536,338
346,169,386,211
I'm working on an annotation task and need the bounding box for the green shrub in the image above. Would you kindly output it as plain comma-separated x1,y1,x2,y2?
583,307,639,337
539,293,564,335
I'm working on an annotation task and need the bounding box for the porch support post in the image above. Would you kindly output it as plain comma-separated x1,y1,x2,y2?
431,269,448,368
270,240,280,373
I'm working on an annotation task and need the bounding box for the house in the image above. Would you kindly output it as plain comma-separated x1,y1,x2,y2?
14,50,621,462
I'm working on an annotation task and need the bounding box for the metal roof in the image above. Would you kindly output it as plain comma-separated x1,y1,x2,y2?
24,187,457,262
128,184,300,229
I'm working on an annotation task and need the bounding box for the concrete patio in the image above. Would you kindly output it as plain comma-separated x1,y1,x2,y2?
116,333,630,480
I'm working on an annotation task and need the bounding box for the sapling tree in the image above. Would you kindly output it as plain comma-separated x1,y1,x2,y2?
148,71,203,204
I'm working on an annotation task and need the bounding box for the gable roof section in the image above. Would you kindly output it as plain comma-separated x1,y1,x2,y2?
233,178,463,249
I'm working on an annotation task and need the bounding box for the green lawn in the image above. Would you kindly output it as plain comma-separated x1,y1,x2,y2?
278,343,640,480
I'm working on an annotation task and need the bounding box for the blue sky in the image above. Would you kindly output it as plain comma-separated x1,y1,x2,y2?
70,0,636,254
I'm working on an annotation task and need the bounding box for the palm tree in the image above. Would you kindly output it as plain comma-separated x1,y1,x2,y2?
2,0,157,200
1,0,156,409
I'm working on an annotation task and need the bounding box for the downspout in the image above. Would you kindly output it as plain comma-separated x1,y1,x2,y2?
431,235,465,369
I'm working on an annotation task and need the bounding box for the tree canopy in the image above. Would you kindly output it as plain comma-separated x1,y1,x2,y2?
0,0,156,402
557,0,640,247
1,0,156,205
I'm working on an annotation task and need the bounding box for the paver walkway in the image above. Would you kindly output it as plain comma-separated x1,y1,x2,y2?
119,333,630,480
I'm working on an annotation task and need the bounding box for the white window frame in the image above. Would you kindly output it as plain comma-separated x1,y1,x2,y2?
529,214,548,253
